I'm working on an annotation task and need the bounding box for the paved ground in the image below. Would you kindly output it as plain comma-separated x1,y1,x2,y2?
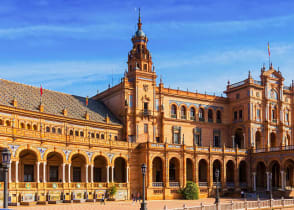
11,198,255,210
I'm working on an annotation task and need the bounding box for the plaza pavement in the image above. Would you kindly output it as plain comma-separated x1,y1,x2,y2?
11,198,257,210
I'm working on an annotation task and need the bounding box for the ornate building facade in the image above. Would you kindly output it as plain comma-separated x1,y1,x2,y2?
0,14,293,205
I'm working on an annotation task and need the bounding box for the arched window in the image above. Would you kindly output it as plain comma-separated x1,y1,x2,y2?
190,107,196,120
20,122,25,129
91,133,95,138
96,133,100,139
181,106,186,120
101,134,105,139
69,130,74,136
0,119,3,125
216,110,222,123
52,127,56,133
46,126,50,132
57,128,62,134
171,105,177,119
272,106,277,123
33,124,38,131
75,130,79,136
6,120,11,126
27,123,31,130
208,109,213,123
80,131,84,137
199,108,204,122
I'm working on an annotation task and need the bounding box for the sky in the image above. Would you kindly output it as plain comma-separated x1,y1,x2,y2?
0,0,294,97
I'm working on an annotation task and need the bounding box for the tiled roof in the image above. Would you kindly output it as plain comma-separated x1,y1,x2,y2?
0,79,121,126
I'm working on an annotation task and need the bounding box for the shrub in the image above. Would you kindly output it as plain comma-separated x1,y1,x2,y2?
108,185,117,199
180,181,199,200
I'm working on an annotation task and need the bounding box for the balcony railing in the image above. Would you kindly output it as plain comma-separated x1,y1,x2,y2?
190,116,196,121
240,182,247,188
181,115,186,120
169,182,180,187
199,118,205,122
152,182,164,187
253,145,294,153
171,114,177,119
143,109,151,116
198,182,208,187
226,182,235,188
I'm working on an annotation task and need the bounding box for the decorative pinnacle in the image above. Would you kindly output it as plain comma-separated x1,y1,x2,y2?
137,8,142,30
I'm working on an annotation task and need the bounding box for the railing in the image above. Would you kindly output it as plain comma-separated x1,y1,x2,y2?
114,183,127,188
171,114,177,119
152,182,164,187
166,198,294,210
190,116,196,121
198,182,208,187
93,182,107,188
181,115,186,120
226,182,235,188
46,182,63,189
17,182,37,189
143,109,151,116
240,182,247,188
229,80,246,88
253,145,294,153
169,182,180,187
70,182,87,189
199,118,205,122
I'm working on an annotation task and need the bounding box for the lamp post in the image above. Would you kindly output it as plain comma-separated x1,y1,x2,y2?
140,163,147,210
214,168,220,205
1,148,11,209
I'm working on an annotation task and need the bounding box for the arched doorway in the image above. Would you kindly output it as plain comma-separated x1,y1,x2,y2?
255,131,262,149
169,157,180,185
270,132,277,147
226,160,235,187
19,149,38,182
270,161,280,189
198,159,208,185
46,152,63,182
186,158,193,182
71,154,86,182
152,157,163,185
256,162,266,190
284,159,294,188
239,161,247,188
213,160,222,183
93,156,107,182
114,157,126,183
235,128,244,149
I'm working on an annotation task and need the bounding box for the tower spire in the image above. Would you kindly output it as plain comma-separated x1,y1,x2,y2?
138,8,142,30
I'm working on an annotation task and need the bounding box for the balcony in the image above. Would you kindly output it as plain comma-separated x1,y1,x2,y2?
252,145,294,153
199,182,208,187
152,182,164,187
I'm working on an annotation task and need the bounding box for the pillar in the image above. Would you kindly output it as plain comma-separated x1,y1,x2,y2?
62,163,65,183
15,161,19,183
107,166,109,183
91,165,94,183
281,171,285,190
266,171,270,191
68,164,71,183
126,166,129,183
112,166,114,182
37,162,40,183
85,164,88,183
8,161,11,183
43,162,46,183
252,172,256,191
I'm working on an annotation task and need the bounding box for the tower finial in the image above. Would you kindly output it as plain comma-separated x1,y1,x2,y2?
137,8,142,30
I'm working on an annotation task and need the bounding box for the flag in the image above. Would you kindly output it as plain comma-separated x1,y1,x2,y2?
86,96,88,106
40,85,43,96
268,42,271,57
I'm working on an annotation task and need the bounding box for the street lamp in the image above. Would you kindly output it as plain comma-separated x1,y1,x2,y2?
214,168,220,205
140,163,147,210
1,148,11,209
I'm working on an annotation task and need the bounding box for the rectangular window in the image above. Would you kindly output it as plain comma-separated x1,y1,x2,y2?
144,64,147,70
144,124,148,133
24,165,34,182
129,95,133,107
173,133,179,144
94,168,102,182
234,111,238,121
193,128,202,146
49,166,59,182
155,99,159,111
213,129,221,147
156,137,160,143
239,110,243,120
73,167,81,182
256,109,260,119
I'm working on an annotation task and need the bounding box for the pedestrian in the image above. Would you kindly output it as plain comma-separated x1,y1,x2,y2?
132,193,135,205
137,192,140,203
241,191,244,198
100,193,105,205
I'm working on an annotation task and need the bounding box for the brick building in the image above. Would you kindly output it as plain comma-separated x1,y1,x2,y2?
0,13,293,205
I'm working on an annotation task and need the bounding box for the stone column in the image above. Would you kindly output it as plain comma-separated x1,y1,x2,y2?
36,162,40,183
281,171,285,190
15,161,19,183
68,164,71,183
85,164,88,183
266,171,270,191
91,165,94,183
107,166,109,183
8,161,12,183
112,166,114,182
252,172,256,191
126,166,129,183
62,163,65,183
43,162,46,183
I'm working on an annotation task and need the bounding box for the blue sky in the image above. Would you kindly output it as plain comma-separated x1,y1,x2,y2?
0,0,294,96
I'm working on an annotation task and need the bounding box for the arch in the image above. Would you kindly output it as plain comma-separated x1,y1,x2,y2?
226,160,235,184
213,159,222,182
171,104,177,118
199,108,205,121
169,157,180,182
20,122,25,129
15,146,41,161
216,110,222,123
284,159,294,188
114,157,126,183
19,149,38,182
68,151,89,165
43,149,66,163
208,109,213,123
198,159,208,182
91,153,109,165
256,161,266,189
239,161,247,184
269,160,280,189
270,132,277,147
46,126,50,133
152,157,163,183
71,153,86,182
180,106,187,120
93,155,108,182
255,131,262,149
234,128,244,149
46,151,64,182
186,158,193,182
190,107,196,120
27,123,31,130
5,120,11,126
33,124,38,131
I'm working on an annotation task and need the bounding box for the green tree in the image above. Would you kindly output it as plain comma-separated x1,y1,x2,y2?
180,181,199,200
108,185,117,199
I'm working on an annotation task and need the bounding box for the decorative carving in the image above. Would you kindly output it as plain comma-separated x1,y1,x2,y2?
8,144,20,157
37,147,47,159
143,84,148,92
86,151,93,163
107,153,114,163
63,150,72,161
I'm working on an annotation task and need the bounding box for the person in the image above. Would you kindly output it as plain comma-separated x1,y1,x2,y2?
132,193,135,205
137,192,140,203
241,191,244,198
100,193,105,205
